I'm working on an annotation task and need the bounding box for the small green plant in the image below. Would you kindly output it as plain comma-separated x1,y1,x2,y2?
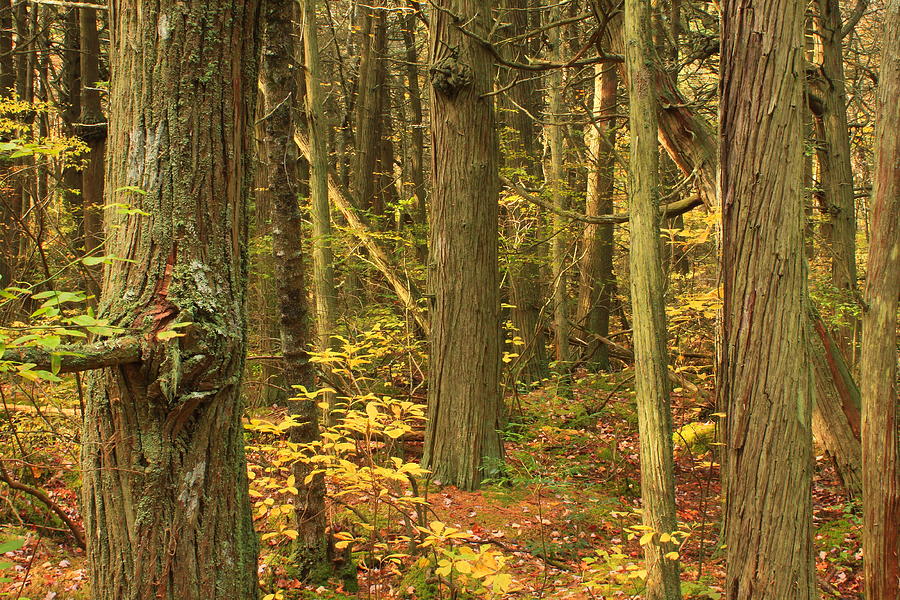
0,536,25,583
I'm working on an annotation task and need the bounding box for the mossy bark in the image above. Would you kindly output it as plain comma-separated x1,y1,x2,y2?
624,0,682,596
81,3,262,599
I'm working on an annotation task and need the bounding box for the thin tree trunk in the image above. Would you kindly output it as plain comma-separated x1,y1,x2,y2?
547,5,569,370
860,1,900,596
353,1,387,221
719,0,816,596
625,0,681,596
423,0,503,491
81,3,262,598
263,0,329,577
0,0,16,287
303,0,340,426
60,6,83,247
399,8,427,261
79,5,105,293
576,63,617,370
0,0,12,95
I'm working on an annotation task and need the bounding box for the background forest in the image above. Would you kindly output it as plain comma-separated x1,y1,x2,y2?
0,0,896,599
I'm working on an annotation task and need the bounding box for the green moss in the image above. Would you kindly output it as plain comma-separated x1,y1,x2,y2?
673,421,717,455
398,562,439,599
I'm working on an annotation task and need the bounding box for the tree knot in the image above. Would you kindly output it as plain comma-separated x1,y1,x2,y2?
430,52,472,97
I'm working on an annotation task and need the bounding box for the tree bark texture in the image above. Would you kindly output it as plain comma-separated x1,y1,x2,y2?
811,0,858,361
860,0,900,596
576,63,618,370
720,0,816,597
423,0,503,490
81,3,262,599
625,0,682,596
264,0,329,576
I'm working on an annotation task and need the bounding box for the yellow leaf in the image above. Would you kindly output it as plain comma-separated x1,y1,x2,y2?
639,532,655,546
282,529,298,540
665,551,680,560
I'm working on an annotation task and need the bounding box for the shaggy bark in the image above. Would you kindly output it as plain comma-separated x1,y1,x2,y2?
860,1,900,596
81,3,262,598
423,0,504,490
719,0,816,596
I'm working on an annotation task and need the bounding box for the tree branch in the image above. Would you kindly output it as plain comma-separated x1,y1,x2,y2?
0,460,86,549
0,336,142,374
501,177,704,224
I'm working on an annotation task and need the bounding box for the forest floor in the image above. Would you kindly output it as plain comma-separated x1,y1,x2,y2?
0,373,864,599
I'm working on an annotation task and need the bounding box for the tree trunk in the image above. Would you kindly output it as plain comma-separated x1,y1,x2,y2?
79,5,105,282
353,1,387,221
808,304,862,498
860,1,900,596
576,63,617,371
625,0,682,597
0,0,16,287
501,0,548,385
810,0,858,362
0,0,12,95
59,6,83,252
264,0,330,577
423,0,503,491
547,5,570,371
399,8,427,262
303,0,340,420
600,0,864,496
719,0,816,596
81,3,262,599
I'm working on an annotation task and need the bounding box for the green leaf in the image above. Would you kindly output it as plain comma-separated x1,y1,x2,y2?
50,353,62,375
157,330,185,341
115,185,147,195
0,538,24,553
82,255,111,266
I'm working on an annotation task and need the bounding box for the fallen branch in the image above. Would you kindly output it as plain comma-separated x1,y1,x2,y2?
293,130,430,335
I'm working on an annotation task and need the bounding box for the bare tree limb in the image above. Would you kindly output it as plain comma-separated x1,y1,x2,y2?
501,177,704,224
0,460,86,549
0,336,141,373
